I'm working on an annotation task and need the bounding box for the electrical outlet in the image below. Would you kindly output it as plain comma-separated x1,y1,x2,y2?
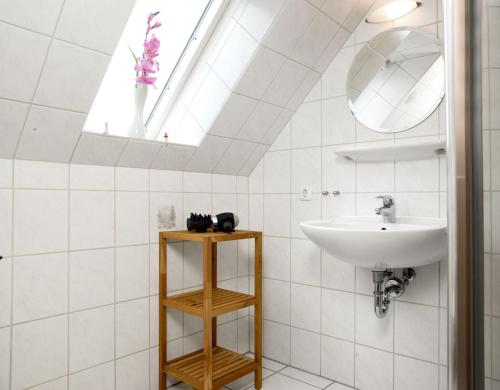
301,186,312,201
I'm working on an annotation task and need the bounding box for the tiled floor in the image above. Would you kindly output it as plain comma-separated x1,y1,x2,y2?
170,355,355,390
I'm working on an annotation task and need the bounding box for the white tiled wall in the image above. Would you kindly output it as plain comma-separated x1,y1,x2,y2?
0,159,250,390
483,1,500,388
249,1,449,389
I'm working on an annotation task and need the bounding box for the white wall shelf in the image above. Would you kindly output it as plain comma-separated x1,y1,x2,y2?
334,139,446,162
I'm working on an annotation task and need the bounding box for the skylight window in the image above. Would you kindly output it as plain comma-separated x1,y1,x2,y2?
84,0,224,145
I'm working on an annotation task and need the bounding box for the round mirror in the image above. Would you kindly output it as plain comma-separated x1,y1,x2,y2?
346,27,445,133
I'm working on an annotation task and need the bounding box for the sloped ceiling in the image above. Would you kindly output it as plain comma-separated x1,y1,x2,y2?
0,0,375,175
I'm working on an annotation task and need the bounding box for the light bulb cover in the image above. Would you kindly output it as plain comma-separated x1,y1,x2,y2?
365,1,422,23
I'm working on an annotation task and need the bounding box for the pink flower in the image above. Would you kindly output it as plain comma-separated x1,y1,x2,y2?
137,74,157,85
147,11,159,24
134,11,161,87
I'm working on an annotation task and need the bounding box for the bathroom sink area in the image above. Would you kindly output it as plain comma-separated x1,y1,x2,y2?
300,216,447,270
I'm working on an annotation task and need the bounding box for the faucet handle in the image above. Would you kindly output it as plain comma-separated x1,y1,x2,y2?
375,195,394,206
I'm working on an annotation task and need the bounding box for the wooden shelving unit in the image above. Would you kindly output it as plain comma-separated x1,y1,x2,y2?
159,230,262,390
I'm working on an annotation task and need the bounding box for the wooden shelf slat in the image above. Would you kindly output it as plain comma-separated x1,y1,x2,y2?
160,229,261,242
164,347,257,389
163,288,256,317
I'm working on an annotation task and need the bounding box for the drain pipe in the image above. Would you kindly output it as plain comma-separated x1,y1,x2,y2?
372,268,416,318
373,270,391,318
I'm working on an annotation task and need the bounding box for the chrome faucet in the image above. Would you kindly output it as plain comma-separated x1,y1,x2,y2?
375,195,396,223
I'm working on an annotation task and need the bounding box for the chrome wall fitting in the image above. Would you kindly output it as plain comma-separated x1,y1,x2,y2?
372,268,416,318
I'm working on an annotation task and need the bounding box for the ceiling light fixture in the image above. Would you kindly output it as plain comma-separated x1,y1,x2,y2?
365,1,421,23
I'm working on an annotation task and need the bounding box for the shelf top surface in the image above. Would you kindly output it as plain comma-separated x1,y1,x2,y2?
160,229,261,242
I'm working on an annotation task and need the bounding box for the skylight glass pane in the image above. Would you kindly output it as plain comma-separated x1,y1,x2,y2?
83,0,212,141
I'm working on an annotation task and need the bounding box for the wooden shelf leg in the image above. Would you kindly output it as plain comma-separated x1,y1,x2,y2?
254,235,263,389
203,239,213,390
159,236,167,390
211,242,218,348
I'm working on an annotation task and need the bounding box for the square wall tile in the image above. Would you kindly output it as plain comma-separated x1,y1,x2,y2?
0,159,13,187
291,238,320,286
395,159,440,192
16,106,85,163
321,289,355,341
149,169,182,192
0,23,50,101
70,190,114,250
356,294,394,352
401,262,440,306
70,248,114,311
0,189,12,258
322,46,355,99
263,0,317,56
71,134,126,166
291,283,320,332
0,258,11,327
395,301,439,363
116,350,149,390
263,320,290,364
0,327,10,389
235,46,286,100
321,251,355,292
213,23,258,89
263,236,291,281
11,315,68,390
116,245,149,302
13,252,68,323
183,242,203,289
396,192,440,218
0,0,63,34
321,335,354,386
355,344,393,390
493,317,500,380
69,305,114,373
0,99,28,159
116,298,149,358
14,160,68,189
70,164,114,190
264,151,291,193
14,189,68,255
238,0,286,41
55,0,136,54
291,101,321,148
30,377,67,390
322,147,356,193
116,191,149,246
291,148,321,193
69,361,114,390
394,355,439,390
263,278,290,324
34,40,110,112
116,167,148,191
183,171,212,193
357,162,395,193
291,327,321,374
263,194,290,237
291,11,340,68
291,195,321,238
322,97,355,145
262,59,309,107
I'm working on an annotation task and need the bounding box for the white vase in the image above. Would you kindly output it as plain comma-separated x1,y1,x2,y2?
128,83,148,138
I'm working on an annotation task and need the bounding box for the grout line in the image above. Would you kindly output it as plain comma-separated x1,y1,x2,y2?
11,0,67,162
112,166,117,390
8,157,15,390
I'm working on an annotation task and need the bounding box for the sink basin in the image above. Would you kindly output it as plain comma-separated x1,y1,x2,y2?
300,216,447,269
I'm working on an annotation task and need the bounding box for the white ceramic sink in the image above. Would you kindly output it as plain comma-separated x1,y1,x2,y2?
300,216,447,269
